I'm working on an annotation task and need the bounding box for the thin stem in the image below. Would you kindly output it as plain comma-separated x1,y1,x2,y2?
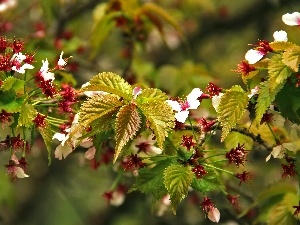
109,172,123,190
202,163,234,175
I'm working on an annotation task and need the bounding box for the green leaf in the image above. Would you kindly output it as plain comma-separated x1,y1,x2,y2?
268,54,292,90
114,104,141,162
0,91,24,113
78,94,123,127
224,131,253,151
163,164,194,214
90,3,120,59
37,123,54,165
276,82,300,124
0,77,25,92
217,85,248,142
191,175,223,194
282,45,300,72
81,72,133,100
129,159,172,200
18,103,37,127
137,100,174,149
255,80,284,125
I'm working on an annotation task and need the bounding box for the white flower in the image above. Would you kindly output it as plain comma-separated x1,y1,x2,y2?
273,30,288,42
57,51,67,67
131,132,162,156
266,145,285,162
157,195,171,216
248,86,259,98
212,93,224,111
110,190,125,206
11,52,34,74
14,167,29,178
0,0,16,12
282,12,300,26
81,82,107,97
245,49,264,64
208,207,220,223
40,59,55,81
166,88,203,123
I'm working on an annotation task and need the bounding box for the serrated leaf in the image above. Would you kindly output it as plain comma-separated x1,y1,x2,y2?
81,72,133,100
268,54,292,90
191,175,222,193
37,123,54,165
276,82,300,124
79,94,123,127
129,159,172,200
282,45,300,72
1,77,25,92
255,80,284,125
114,104,141,162
163,164,194,214
136,88,168,104
217,85,248,142
269,41,297,52
137,100,174,148
18,103,37,127
0,91,24,113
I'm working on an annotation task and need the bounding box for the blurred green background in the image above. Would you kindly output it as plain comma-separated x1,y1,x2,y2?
1,0,300,224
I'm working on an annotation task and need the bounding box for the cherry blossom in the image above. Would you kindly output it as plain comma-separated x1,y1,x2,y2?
132,86,142,99
208,207,220,223
39,59,55,81
166,88,203,123
211,93,224,111
273,30,288,42
11,52,34,74
282,12,300,26
131,131,162,156
157,195,171,216
57,51,67,69
0,0,16,13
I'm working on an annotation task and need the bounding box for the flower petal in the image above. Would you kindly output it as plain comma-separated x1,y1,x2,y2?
84,146,96,160
15,167,29,178
166,100,181,112
245,49,264,64
273,30,288,42
208,207,220,223
175,110,189,123
186,88,203,105
282,12,300,26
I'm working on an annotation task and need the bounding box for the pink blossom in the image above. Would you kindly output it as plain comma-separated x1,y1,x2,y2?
208,207,220,223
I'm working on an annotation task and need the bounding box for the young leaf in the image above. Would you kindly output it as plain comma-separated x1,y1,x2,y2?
163,164,194,214
0,91,24,113
268,54,292,90
0,77,25,92
217,85,248,142
136,88,168,104
81,72,133,100
114,104,141,162
78,94,123,127
18,103,37,127
191,175,223,194
255,80,284,125
224,131,253,151
129,159,172,200
138,100,174,149
282,45,300,72
37,123,54,165
269,41,297,52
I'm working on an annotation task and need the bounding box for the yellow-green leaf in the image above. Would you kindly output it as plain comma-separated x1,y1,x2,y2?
81,72,133,100
79,94,123,127
217,85,248,142
255,80,284,125
136,88,168,104
282,45,300,72
269,41,297,52
114,104,141,162
269,54,292,90
224,131,253,151
163,164,194,214
18,103,37,127
37,123,53,165
138,100,174,148
1,77,25,92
